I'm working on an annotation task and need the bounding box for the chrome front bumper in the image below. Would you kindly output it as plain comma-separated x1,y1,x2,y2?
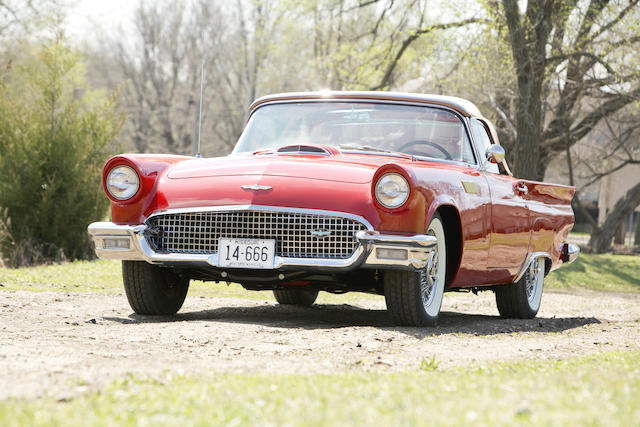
88,222,436,271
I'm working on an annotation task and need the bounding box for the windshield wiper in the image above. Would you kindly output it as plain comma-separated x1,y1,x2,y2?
338,143,393,153
338,143,414,159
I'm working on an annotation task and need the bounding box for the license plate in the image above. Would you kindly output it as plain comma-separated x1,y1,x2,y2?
217,238,275,269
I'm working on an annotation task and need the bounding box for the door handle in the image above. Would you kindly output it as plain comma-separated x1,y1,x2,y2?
515,183,528,195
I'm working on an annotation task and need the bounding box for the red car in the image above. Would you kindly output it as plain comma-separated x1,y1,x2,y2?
89,91,579,326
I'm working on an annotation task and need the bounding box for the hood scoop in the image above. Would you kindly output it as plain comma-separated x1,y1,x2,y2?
276,145,330,156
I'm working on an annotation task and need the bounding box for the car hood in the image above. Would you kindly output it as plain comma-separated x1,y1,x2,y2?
166,153,394,184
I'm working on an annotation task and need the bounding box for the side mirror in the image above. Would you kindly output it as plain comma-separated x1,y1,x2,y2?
485,145,505,164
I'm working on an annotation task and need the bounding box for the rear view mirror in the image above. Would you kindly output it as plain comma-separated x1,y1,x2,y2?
485,145,505,164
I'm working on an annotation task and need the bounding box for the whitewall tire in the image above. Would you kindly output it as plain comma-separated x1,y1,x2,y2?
384,213,447,326
495,257,545,318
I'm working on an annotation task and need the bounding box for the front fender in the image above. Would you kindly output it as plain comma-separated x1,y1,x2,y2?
104,154,193,224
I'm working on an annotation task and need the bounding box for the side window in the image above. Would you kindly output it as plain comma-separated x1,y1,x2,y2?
471,119,499,174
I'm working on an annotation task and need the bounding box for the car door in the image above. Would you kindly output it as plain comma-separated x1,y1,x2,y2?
470,119,530,279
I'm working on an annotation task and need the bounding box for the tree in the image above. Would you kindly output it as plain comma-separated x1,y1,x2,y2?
493,0,640,180
563,110,640,252
588,183,640,252
96,0,286,156
0,38,123,266
292,0,483,91
0,0,61,38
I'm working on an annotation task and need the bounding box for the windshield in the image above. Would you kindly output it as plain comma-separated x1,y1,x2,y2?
233,102,476,163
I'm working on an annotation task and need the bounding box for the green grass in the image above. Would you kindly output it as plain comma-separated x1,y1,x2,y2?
2,253,639,298
1,351,638,426
546,253,640,293
0,259,377,303
0,260,123,294
568,231,590,237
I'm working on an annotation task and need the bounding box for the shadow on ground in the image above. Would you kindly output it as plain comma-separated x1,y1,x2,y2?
102,303,600,338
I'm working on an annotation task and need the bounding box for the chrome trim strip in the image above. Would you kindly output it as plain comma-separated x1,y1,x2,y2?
513,251,552,283
241,184,273,191
356,231,436,247
144,205,375,231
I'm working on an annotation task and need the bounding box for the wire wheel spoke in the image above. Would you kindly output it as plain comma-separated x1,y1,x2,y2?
421,248,438,307
526,259,542,304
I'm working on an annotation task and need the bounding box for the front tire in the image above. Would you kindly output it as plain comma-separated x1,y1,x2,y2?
273,288,319,306
122,261,189,315
494,257,545,319
384,213,447,326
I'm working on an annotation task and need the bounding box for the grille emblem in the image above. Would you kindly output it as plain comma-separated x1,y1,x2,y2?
241,184,272,191
310,228,332,239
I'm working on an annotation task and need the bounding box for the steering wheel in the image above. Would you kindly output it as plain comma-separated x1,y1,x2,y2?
397,140,453,160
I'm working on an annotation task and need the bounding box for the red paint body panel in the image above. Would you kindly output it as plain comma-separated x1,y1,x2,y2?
106,150,575,289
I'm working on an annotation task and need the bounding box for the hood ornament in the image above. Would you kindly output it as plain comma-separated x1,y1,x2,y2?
241,184,272,191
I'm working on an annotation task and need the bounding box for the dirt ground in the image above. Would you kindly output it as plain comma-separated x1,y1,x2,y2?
1,288,639,400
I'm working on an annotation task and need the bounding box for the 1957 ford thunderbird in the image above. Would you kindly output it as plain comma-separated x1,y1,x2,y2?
88,91,579,326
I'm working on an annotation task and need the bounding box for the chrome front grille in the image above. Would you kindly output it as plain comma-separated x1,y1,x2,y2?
145,210,367,259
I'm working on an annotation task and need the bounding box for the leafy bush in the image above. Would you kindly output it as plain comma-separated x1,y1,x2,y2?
0,39,123,266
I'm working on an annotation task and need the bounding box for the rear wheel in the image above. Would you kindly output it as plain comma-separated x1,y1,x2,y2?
273,288,319,306
384,213,447,326
122,261,189,315
494,257,545,318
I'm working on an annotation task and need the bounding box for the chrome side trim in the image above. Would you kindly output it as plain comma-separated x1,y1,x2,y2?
513,251,552,283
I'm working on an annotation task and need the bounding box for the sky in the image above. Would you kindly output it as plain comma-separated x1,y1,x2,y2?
64,0,138,42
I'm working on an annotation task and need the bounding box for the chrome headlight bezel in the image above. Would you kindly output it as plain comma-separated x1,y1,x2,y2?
374,172,410,209
106,165,140,201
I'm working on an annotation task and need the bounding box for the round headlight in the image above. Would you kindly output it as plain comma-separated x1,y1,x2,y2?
375,173,410,209
106,165,140,200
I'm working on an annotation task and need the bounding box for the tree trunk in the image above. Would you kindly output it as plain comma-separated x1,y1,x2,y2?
512,95,542,180
588,182,640,253
634,212,640,246
614,222,627,245
501,0,554,180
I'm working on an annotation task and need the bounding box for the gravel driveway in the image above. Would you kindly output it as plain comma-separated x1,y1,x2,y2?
1,289,639,400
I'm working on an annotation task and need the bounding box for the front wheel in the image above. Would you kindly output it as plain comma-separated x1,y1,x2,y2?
384,213,447,326
122,261,189,315
494,257,545,319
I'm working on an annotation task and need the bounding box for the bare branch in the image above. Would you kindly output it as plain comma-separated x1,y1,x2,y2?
586,0,640,44
370,18,486,90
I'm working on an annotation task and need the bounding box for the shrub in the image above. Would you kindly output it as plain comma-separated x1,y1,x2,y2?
0,39,124,266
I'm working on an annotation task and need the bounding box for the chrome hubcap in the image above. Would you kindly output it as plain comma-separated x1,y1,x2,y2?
421,233,439,307
526,258,543,303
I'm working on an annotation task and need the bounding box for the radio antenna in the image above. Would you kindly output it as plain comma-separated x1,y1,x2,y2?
196,60,205,158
